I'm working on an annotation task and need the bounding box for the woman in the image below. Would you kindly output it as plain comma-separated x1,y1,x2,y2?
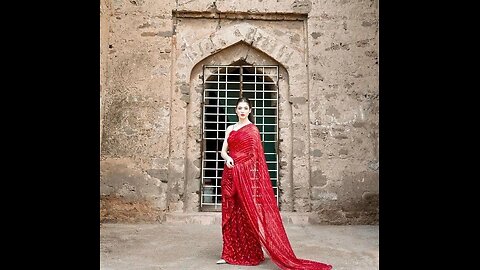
217,97,332,270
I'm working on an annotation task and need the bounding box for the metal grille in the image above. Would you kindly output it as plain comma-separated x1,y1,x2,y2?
200,65,279,211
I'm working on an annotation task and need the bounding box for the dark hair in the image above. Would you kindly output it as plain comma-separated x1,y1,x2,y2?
236,96,255,123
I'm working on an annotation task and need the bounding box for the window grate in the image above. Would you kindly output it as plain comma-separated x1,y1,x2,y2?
200,65,279,211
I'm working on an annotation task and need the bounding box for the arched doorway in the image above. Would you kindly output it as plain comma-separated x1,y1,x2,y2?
200,63,279,211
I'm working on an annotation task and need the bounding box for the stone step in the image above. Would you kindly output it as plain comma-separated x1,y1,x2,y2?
164,212,312,225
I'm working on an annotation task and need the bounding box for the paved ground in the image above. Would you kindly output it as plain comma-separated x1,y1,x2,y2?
100,223,378,270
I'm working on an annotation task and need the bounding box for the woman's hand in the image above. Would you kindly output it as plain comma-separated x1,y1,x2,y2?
225,156,235,168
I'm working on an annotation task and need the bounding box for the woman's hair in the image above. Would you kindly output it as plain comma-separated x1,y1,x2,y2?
236,96,255,123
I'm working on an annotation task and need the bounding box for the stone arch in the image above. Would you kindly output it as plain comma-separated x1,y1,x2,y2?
167,22,311,213
182,22,304,78
184,41,292,213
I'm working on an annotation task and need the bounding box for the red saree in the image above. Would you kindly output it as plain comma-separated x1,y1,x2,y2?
221,123,332,270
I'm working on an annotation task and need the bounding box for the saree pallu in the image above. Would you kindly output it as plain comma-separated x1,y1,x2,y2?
221,123,332,270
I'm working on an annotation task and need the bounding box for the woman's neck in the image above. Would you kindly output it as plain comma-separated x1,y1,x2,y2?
237,119,251,125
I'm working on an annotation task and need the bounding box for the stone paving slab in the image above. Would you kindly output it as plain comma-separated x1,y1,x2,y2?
100,223,378,270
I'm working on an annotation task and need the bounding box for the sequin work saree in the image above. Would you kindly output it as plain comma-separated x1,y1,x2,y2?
220,123,332,270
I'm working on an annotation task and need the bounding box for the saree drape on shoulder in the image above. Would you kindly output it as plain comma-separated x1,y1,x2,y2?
221,123,332,270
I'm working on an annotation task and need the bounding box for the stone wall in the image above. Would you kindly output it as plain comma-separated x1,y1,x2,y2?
100,0,378,224
100,0,111,153
307,0,379,224
100,0,175,222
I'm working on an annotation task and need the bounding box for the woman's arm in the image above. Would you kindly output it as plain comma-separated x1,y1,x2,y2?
221,125,234,168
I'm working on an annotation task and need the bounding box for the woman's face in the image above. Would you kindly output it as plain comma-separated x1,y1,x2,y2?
236,101,251,120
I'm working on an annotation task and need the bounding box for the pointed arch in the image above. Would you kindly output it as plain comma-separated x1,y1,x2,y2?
168,22,310,213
